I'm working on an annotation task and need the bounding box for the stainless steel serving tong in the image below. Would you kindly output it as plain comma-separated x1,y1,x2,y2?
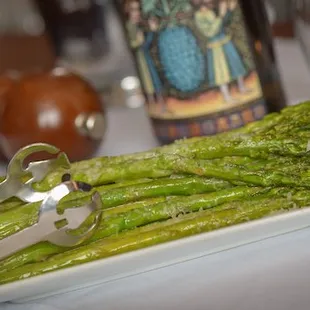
0,143,70,203
0,175,102,260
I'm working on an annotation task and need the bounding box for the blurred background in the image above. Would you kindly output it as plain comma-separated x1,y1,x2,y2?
0,0,309,169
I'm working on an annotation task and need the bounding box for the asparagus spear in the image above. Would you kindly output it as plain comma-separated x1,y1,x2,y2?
35,153,310,191
32,135,307,191
0,199,24,213
0,186,265,272
1,189,306,285
0,176,232,241
31,102,310,191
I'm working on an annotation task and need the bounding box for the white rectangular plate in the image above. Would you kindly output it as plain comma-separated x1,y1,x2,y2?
1,207,310,303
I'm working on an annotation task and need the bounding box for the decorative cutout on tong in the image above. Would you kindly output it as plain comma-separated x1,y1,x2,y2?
0,143,70,203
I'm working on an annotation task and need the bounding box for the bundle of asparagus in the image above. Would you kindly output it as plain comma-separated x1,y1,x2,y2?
1,101,310,285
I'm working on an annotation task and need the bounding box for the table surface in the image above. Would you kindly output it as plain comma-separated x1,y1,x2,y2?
1,38,310,310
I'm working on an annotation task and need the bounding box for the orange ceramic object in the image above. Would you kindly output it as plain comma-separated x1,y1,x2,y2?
0,74,17,161
0,68,106,162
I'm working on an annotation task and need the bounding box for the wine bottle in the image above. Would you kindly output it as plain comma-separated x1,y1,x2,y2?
117,0,287,144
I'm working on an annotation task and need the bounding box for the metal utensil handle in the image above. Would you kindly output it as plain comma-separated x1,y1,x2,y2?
0,223,51,260
0,179,21,203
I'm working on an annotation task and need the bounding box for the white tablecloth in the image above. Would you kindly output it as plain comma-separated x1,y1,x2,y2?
1,38,310,310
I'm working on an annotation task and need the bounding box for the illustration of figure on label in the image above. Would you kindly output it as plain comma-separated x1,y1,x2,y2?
125,0,168,113
193,0,251,103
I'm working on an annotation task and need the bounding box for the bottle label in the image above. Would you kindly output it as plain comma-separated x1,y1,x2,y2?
123,0,267,141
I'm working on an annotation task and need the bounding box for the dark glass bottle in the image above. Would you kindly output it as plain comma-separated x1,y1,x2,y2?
35,0,108,60
239,0,287,113
117,0,287,144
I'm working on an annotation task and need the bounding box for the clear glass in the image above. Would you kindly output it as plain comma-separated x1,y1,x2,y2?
294,0,310,70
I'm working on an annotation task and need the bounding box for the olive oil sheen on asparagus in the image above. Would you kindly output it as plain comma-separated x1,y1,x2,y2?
118,0,287,144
